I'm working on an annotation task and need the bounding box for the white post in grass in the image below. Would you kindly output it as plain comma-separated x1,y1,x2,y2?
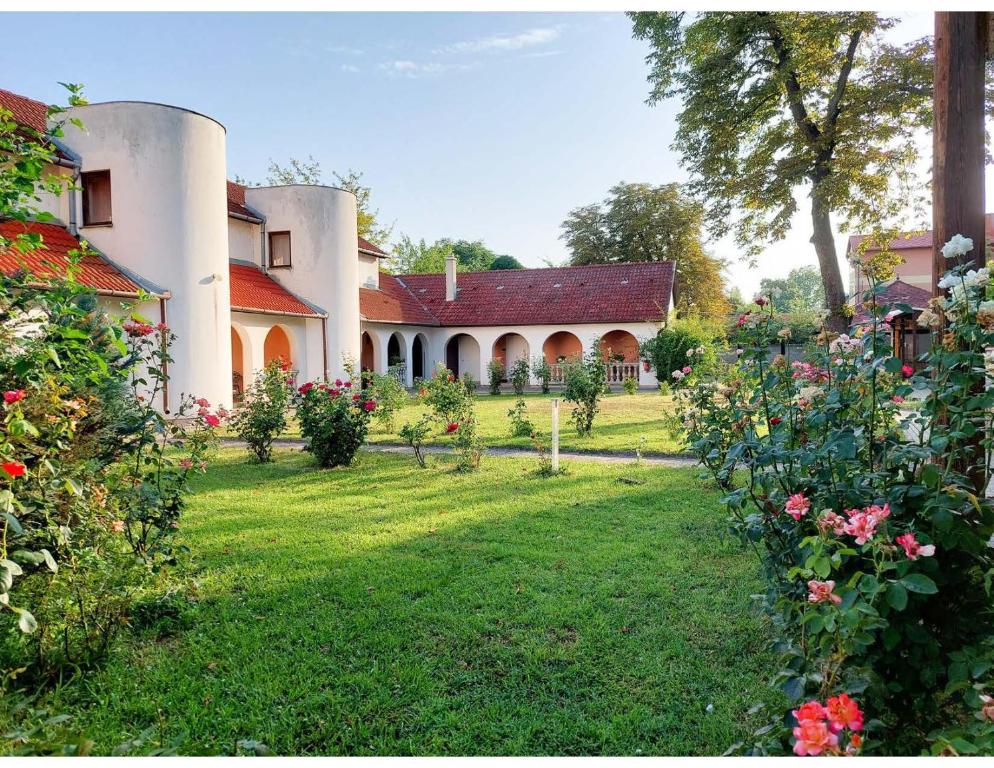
551,398,560,472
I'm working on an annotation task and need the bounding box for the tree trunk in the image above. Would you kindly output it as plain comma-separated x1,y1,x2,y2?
809,186,848,332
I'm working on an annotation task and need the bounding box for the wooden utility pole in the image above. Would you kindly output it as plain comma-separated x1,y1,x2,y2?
932,12,988,282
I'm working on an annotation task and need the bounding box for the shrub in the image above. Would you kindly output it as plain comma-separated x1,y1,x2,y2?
368,369,409,431
399,414,433,468
296,378,374,468
622,375,639,395
230,358,292,462
487,358,504,395
641,316,723,385
460,372,477,394
673,239,994,756
507,398,533,437
562,341,607,436
532,356,552,394
422,364,482,471
509,358,530,395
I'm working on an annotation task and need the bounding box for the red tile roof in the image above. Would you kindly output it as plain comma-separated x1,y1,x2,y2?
852,279,932,325
229,262,322,317
360,273,438,325
398,262,674,327
0,220,143,295
226,181,262,221
0,88,48,133
847,231,932,254
358,236,388,257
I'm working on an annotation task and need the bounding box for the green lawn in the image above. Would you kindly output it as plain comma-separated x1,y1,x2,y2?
49,448,775,755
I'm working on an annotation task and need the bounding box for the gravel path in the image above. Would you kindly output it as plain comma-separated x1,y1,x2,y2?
221,438,697,468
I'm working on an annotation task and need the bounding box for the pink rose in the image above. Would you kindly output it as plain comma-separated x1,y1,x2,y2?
807,580,842,605
895,532,935,561
785,493,810,521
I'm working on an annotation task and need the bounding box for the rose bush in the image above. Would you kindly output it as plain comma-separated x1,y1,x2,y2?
672,236,994,755
230,358,292,463
295,375,375,468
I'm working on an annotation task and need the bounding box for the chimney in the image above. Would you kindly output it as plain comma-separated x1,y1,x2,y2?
445,254,457,301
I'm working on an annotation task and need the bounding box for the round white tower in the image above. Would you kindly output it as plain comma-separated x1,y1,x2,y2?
244,185,360,380
60,101,232,409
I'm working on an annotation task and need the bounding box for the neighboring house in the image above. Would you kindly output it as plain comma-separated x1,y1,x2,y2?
0,87,672,409
845,215,994,369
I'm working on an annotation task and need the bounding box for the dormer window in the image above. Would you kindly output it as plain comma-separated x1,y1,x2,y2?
81,170,112,226
269,231,291,268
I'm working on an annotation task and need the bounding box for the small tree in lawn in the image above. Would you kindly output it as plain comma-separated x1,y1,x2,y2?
532,356,552,394
230,358,292,463
509,358,530,395
487,358,504,395
562,341,607,436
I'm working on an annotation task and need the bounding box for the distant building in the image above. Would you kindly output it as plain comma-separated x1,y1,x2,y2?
1,87,673,409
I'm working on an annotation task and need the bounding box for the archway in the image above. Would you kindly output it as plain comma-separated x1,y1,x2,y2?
444,333,480,380
387,331,406,378
492,332,530,379
360,331,375,372
543,331,582,364
600,330,639,363
412,333,428,381
263,325,292,368
231,326,246,401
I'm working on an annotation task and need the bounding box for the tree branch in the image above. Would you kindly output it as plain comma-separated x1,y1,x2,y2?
764,18,822,145
824,31,862,136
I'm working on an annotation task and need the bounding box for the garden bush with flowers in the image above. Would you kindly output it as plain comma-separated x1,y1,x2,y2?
230,358,293,463
295,372,376,468
413,363,483,471
672,235,994,756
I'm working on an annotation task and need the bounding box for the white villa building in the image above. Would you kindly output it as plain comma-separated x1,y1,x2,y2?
1,87,674,410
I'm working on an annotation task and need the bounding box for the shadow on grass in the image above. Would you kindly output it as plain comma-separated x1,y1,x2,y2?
53,450,778,756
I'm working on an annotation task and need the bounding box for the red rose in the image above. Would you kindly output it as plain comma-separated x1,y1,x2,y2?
329,389,341,398
203,414,221,428
298,382,314,395
770,417,782,426
363,400,376,412
901,363,914,378
343,381,352,388
446,422,459,433
335,379,343,387
279,358,291,372
2,461,26,478
3,389,25,404
352,394,361,401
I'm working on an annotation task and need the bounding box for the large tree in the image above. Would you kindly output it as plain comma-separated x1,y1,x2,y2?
759,265,826,314
629,12,932,329
240,157,393,246
560,181,731,318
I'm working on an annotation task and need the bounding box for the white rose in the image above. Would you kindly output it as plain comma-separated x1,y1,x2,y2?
941,234,974,259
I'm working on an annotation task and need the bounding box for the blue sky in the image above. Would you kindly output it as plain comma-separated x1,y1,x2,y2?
0,11,965,294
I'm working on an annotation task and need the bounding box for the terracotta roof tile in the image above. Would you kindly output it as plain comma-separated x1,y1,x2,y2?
0,220,143,295
852,279,933,325
229,262,321,317
398,262,674,326
360,273,438,325
358,236,388,257
0,88,49,133
226,180,263,221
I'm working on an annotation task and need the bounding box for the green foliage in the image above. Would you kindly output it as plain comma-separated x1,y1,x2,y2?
398,414,433,469
486,359,504,395
230,359,292,463
759,266,826,315
641,316,723,384
628,12,933,326
623,376,639,396
673,241,994,755
531,357,552,394
507,398,533,438
368,370,409,432
295,379,374,468
560,181,730,318
508,358,530,396
562,342,608,436
490,254,524,270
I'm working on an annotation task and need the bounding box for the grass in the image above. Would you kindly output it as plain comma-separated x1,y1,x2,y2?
49,448,776,755
252,392,683,455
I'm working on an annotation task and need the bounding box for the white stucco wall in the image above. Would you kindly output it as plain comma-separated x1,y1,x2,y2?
244,185,358,379
229,311,322,385
360,321,661,388
358,253,380,289
33,162,73,225
61,101,233,409
228,217,261,266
